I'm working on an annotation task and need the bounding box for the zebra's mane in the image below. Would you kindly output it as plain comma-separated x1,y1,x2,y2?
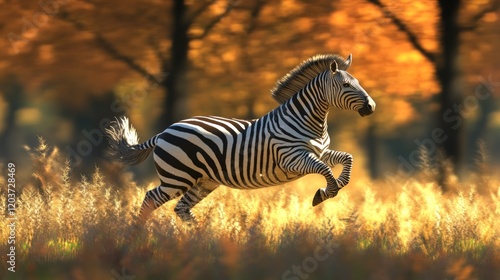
271,54,350,104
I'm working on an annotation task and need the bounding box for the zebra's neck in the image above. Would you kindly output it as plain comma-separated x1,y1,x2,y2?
272,76,331,139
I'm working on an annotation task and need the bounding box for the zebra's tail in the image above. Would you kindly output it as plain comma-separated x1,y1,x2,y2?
105,117,157,166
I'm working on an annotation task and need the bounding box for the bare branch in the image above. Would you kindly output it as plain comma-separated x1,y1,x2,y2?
460,0,500,32
190,0,238,40
58,11,156,81
93,33,156,80
148,35,168,63
366,0,436,63
188,0,217,25
245,0,266,34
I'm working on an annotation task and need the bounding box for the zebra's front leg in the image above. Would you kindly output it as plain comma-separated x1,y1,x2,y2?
321,150,353,189
281,152,340,207
311,150,353,206
174,181,218,223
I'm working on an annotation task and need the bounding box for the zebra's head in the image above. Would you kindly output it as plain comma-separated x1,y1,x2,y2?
328,54,375,117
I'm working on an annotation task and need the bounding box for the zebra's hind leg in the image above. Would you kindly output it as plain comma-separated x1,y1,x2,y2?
136,184,185,228
174,181,218,223
122,184,187,269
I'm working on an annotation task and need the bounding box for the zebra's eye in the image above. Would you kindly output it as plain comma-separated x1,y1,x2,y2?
342,83,350,88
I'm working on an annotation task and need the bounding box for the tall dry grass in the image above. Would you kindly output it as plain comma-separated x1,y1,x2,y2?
1,139,499,279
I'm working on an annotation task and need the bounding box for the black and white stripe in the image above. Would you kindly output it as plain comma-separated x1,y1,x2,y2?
106,54,375,223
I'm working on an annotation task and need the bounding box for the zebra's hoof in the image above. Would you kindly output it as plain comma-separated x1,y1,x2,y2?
312,189,326,207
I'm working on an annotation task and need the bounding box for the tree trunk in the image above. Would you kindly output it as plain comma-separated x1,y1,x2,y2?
0,76,24,160
436,0,464,183
161,0,190,129
365,123,381,179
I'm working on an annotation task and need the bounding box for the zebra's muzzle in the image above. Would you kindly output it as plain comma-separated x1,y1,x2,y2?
358,101,374,117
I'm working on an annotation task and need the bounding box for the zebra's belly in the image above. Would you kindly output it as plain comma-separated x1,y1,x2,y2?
213,164,304,189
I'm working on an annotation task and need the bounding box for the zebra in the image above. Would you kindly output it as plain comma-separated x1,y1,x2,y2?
106,54,375,224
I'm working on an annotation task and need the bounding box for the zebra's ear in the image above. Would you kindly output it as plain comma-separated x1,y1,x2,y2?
345,54,353,69
330,60,338,74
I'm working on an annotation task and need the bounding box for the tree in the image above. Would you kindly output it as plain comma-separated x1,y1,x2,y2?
55,0,238,129
366,0,499,185
0,75,25,160
188,0,340,119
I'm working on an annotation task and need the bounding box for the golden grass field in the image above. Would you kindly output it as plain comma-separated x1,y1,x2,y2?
1,140,499,280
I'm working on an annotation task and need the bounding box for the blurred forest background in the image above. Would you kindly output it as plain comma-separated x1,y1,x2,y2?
1,0,499,185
